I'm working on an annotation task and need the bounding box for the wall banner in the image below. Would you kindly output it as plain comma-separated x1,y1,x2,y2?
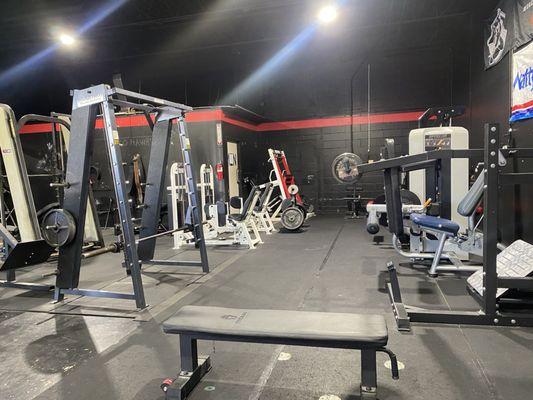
485,0,533,70
511,41,533,122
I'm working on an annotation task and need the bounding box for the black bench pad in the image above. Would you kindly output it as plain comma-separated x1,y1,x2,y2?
163,306,388,348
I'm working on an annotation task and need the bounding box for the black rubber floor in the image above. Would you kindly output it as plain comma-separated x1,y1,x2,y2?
1,216,533,400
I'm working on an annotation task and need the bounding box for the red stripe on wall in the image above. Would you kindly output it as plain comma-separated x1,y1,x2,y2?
256,111,423,131
18,123,57,134
18,109,423,134
220,116,260,131
186,109,224,122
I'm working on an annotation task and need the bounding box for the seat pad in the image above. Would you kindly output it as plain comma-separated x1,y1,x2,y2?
163,306,388,348
228,213,245,222
411,214,460,235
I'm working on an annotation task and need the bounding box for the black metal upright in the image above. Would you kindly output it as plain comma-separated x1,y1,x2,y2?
137,111,209,273
438,158,452,220
56,94,99,289
383,140,404,238
177,118,209,273
100,96,146,308
482,123,500,316
138,114,174,261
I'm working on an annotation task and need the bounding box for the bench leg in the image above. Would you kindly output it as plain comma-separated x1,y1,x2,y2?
180,335,198,372
164,336,211,400
428,233,448,277
360,349,378,399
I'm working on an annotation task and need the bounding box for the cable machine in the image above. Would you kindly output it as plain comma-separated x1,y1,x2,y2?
358,123,533,329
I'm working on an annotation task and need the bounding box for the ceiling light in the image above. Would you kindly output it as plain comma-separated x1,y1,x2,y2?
317,5,338,25
59,33,76,46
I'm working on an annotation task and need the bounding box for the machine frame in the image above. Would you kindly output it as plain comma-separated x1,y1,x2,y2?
358,123,533,329
54,85,208,309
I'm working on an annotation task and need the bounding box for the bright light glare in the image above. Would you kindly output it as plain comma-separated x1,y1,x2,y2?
59,33,76,46
317,5,338,24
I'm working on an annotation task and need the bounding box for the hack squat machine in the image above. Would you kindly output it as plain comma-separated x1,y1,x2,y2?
1,85,209,309
267,149,314,231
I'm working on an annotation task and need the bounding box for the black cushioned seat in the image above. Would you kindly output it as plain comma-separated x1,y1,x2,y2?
229,213,245,221
254,183,273,212
228,187,258,222
163,305,388,348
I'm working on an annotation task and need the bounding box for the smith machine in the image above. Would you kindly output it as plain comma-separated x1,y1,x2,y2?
8,85,208,309
267,149,314,231
358,123,533,329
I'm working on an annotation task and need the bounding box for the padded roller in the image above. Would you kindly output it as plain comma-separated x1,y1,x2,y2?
457,171,484,217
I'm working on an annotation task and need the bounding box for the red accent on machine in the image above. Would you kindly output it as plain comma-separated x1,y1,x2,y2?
216,163,224,180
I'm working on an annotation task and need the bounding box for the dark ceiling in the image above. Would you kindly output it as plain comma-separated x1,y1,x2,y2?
0,0,495,116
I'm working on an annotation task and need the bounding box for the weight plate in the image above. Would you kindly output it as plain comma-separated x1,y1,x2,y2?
331,153,363,184
296,204,308,220
41,209,76,247
281,207,305,231
400,190,422,206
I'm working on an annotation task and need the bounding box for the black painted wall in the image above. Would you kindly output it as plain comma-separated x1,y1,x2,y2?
262,120,424,213
250,40,472,213
467,1,533,244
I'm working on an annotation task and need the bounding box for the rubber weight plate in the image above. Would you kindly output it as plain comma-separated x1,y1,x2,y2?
281,207,305,231
41,209,76,247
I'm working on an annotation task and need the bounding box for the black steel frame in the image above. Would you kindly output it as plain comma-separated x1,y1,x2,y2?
359,123,533,329
164,332,398,400
54,85,208,309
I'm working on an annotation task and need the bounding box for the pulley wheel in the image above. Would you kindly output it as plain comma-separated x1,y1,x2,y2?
280,206,305,231
288,184,299,195
41,209,76,247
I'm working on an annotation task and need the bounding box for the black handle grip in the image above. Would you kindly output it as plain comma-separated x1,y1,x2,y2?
378,347,400,380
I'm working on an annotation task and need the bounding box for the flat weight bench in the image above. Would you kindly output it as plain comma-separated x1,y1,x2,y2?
162,306,399,399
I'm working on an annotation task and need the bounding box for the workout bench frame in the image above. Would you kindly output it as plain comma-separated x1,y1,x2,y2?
165,333,398,400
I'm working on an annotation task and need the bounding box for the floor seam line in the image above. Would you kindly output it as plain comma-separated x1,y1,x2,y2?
247,223,346,399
